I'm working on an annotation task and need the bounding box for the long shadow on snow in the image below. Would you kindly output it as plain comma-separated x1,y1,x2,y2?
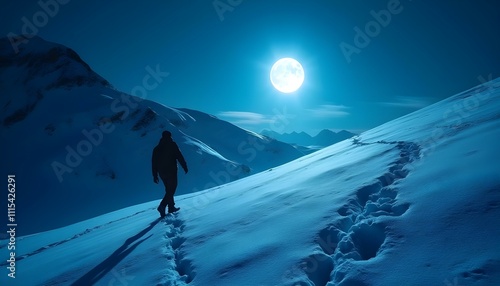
72,218,161,286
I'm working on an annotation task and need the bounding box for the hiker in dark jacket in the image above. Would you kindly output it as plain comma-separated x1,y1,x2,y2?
152,131,188,217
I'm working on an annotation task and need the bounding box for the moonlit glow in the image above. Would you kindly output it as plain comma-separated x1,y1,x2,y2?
270,58,305,93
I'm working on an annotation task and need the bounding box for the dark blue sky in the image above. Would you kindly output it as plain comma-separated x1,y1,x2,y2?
3,0,499,134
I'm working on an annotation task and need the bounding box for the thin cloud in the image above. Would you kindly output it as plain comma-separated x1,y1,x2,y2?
218,111,274,125
306,104,350,118
381,96,431,109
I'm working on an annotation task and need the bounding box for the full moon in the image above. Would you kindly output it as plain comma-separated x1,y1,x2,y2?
270,58,304,93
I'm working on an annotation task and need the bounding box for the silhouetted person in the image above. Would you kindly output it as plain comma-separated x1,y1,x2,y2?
152,131,188,217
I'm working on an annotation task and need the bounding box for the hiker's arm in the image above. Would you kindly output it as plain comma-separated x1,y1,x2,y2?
176,144,188,173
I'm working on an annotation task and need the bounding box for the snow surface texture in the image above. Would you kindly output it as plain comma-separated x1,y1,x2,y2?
1,75,499,285
0,36,303,235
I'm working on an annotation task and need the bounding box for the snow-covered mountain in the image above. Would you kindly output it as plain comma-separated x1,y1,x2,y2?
262,129,356,148
2,74,499,285
0,36,303,235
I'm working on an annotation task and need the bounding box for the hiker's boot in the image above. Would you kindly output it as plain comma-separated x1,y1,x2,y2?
168,206,180,213
157,205,166,217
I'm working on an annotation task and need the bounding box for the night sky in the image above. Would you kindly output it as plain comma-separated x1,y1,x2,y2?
2,0,499,134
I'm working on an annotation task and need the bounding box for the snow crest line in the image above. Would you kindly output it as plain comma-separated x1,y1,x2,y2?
160,214,195,285
0,209,151,267
300,139,421,286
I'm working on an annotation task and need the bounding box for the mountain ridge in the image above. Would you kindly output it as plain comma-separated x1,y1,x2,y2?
0,36,303,235
262,128,356,147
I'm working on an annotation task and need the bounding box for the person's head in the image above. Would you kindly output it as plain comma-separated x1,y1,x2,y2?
162,130,172,139
161,130,173,142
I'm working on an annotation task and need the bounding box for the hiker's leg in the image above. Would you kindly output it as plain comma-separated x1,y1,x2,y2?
165,173,178,210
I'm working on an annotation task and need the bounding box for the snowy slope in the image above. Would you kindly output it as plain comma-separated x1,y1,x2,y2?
2,77,499,285
0,36,302,235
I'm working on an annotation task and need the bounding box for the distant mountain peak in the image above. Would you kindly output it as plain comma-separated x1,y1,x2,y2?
261,128,356,148
316,129,334,135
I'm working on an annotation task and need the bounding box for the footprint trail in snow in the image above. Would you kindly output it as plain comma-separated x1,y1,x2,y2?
299,139,422,286
160,214,195,285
